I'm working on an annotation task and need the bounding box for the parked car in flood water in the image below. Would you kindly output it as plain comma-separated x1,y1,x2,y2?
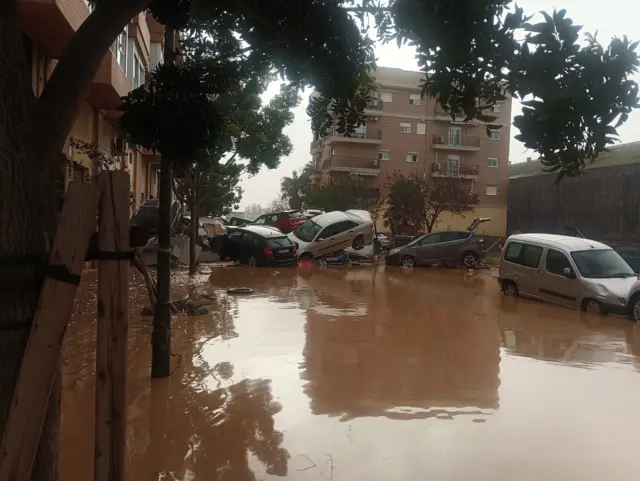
385,218,490,268
222,225,297,267
253,210,308,233
288,211,374,260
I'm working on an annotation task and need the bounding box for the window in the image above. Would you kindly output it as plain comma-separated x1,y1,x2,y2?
488,157,499,168
111,28,128,73
420,233,443,245
446,155,460,175
266,237,293,248
253,216,267,225
570,249,635,279
489,129,500,140
504,242,543,268
228,230,245,241
417,123,426,135
546,249,573,276
132,48,146,89
492,101,501,112
440,231,464,242
448,126,461,146
406,153,418,163
486,185,498,196
293,219,322,242
380,91,393,103
409,93,421,105
399,123,412,134
378,151,390,161
318,221,352,239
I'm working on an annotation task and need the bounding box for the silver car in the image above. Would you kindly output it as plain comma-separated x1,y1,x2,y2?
499,233,636,315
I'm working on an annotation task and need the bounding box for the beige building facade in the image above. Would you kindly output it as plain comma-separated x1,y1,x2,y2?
19,0,165,212
310,67,511,236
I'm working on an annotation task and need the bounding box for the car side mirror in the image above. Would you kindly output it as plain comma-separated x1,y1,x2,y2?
563,267,576,279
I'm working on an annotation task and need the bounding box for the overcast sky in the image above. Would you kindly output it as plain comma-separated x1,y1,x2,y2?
239,0,640,208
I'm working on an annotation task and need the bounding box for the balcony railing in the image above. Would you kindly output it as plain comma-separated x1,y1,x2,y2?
431,162,479,177
366,99,384,110
432,134,481,149
329,128,383,141
330,155,380,170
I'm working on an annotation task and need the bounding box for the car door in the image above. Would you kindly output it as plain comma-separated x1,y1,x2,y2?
415,233,443,264
313,221,353,256
435,231,468,262
539,248,581,308
502,242,544,298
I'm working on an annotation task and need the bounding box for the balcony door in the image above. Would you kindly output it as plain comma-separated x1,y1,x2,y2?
448,126,462,146
446,155,460,175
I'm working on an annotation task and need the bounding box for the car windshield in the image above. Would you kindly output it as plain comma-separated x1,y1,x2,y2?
266,237,292,248
293,219,322,242
570,249,635,278
406,236,426,247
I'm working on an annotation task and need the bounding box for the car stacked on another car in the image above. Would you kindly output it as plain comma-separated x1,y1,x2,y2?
385,218,490,268
222,225,297,267
288,210,374,260
253,210,308,233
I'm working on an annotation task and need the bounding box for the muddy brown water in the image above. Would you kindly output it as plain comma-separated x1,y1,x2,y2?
60,266,640,481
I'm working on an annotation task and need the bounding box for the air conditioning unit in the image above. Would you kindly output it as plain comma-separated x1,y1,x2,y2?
433,162,441,171
435,136,444,144
369,159,378,167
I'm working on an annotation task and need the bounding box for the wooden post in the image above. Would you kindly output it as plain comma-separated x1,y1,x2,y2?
0,181,101,481
94,171,130,481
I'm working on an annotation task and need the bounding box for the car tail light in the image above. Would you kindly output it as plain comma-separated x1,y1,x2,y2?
475,238,484,245
292,243,297,253
264,246,273,257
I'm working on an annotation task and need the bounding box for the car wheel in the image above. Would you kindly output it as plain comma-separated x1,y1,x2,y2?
583,299,606,315
401,256,415,269
629,294,640,321
248,256,257,267
462,251,479,268
352,235,365,250
502,280,519,297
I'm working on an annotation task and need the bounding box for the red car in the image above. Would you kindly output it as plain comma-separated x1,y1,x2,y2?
253,210,308,233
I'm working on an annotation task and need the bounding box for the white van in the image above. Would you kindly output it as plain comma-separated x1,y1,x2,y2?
499,234,636,315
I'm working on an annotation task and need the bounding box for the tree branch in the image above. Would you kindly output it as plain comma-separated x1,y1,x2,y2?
36,0,148,154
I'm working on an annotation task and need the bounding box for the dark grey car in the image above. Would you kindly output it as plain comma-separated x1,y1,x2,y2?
385,218,490,268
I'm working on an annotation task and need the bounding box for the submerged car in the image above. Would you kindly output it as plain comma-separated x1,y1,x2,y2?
499,233,636,315
253,210,308,233
288,211,374,260
222,225,297,267
385,218,490,268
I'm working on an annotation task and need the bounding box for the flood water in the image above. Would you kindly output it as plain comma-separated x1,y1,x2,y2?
61,265,640,481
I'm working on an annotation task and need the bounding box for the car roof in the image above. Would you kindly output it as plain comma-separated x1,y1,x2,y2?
239,225,286,238
311,211,358,226
507,233,610,251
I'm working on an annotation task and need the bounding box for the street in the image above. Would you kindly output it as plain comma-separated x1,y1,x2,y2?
60,266,640,481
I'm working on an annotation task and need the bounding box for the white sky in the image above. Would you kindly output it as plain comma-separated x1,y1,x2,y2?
239,0,640,208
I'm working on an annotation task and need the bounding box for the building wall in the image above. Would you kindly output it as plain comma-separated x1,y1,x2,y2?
508,164,640,242
313,67,512,236
21,1,161,211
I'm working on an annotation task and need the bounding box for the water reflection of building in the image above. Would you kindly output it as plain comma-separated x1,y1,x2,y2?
300,269,501,420
498,299,638,367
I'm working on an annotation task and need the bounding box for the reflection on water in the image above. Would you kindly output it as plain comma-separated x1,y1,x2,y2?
60,266,640,481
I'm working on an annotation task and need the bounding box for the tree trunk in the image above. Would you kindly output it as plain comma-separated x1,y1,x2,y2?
0,1,146,479
151,27,176,379
189,192,198,275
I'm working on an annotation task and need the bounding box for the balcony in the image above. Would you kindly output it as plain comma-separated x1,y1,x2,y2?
87,53,131,110
431,162,479,179
324,155,380,176
325,128,383,145
129,12,151,58
19,0,90,57
432,134,481,151
310,138,323,154
365,99,384,111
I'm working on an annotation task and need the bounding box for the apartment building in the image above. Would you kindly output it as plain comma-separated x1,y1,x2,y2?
18,0,167,211
309,66,512,236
